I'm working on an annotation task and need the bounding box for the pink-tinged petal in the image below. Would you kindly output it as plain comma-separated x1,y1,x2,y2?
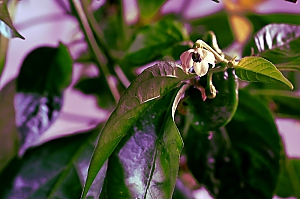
180,50,195,73
194,61,209,77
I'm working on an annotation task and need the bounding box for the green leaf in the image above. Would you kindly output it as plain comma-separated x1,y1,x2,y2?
0,128,106,199
122,18,189,66
100,89,183,198
0,80,18,172
15,43,73,156
276,158,300,198
190,11,234,49
185,90,281,198
254,23,300,64
251,89,300,119
81,61,190,198
235,56,294,89
137,0,166,19
276,57,300,71
0,0,24,39
17,43,73,95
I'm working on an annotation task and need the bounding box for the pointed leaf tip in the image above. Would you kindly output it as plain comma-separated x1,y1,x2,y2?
235,56,294,90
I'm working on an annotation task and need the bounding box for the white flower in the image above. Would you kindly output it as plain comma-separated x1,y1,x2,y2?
180,48,215,77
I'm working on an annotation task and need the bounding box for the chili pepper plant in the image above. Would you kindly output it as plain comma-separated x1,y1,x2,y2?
0,0,300,198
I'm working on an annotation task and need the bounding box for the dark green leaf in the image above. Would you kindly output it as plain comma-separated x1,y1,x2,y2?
251,89,300,119
74,77,115,109
100,89,183,198
0,128,106,199
81,61,191,198
137,0,166,19
122,18,189,66
254,23,300,64
190,11,233,49
15,43,73,156
276,158,300,198
236,56,293,89
0,80,18,172
185,90,281,198
276,57,300,71
0,0,24,39
17,43,73,95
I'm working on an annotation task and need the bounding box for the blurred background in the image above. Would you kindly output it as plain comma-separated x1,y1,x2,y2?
1,0,300,198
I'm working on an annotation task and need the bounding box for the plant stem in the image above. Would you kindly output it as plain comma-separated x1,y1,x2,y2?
71,0,120,102
195,39,228,63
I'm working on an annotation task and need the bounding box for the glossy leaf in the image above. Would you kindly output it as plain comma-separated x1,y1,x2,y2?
81,61,190,198
137,0,166,19
0,80,18,172
100,89,183,198
122,18,189,66
276,158,300,198
0,0,24,39
0,129,106,199
185,90,281,198
235,56,293,89
254,24,300,64
15,43,73,156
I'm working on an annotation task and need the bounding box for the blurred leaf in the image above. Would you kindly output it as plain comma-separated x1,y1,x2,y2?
276,158,300,198
81,61,191,198
0,128,106,199
14,92,63,156
0,80,18,172
254,23,300,64
100,89,183,198
276,57,300,71
236,56,293,89
251,89,300,119
185,90,281,198
190,11,234,49
137,0,165,19
17,43,73,95
74,77,115,109
0,0,24,39
15,43,73,156
122,18,189,66
172,179,194,199
228,15,252,44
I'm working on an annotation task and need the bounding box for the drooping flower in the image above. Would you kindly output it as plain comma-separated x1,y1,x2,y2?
180,48,215,77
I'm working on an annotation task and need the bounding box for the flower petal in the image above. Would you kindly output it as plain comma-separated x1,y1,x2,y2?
194,61,209,77
180,50,194,73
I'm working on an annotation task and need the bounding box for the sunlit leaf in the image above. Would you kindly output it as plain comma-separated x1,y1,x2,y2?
0,80,18,172
0,0,24,39
276,158,300,198
81,61,191,198
0,129,106,199
15,43,73,156
137,0,166,19
185,90,281,198
100,89,183,198
254,23,300,64
122,18,189,66
235,56,293,89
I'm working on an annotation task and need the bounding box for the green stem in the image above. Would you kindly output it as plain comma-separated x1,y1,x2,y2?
71,0,120,102
80,1,114,66
195,39,228,63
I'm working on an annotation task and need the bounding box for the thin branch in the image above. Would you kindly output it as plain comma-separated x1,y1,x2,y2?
71,0,120,102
